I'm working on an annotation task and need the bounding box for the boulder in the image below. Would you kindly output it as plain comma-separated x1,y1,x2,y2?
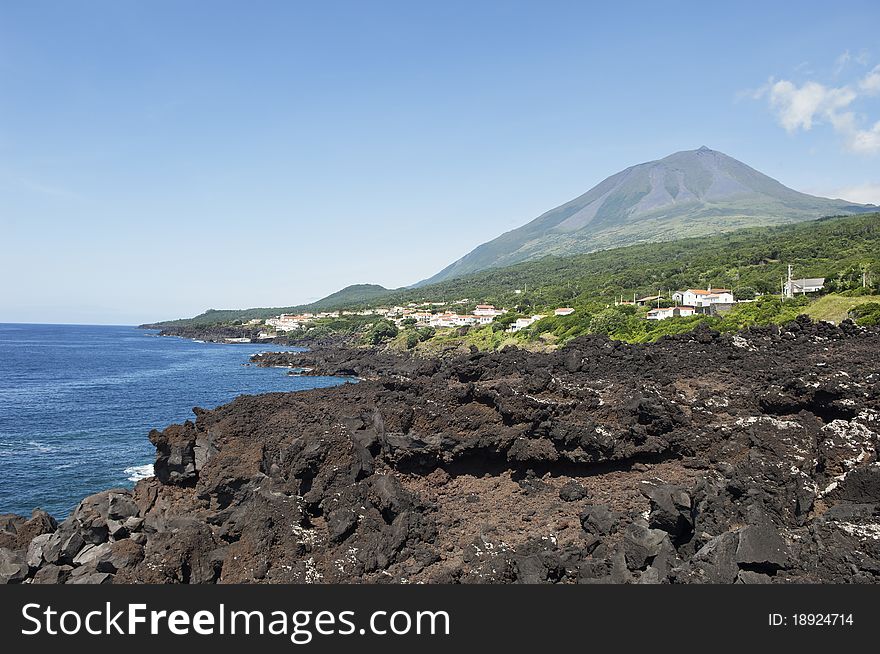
96,540,144,573
559,480,587,502
642,484,693,540
0,510,56,550
680,532,740,584
579,504,617,536
31,564,71,584
106,520,128,540
736,570,773,584
26,533,53,568
735,525,788,571
108,493,140,521
67,565,113,585
622,519,671,570
59,531,86,563
0,547,29,584
831,465,880,503
327,508,358,543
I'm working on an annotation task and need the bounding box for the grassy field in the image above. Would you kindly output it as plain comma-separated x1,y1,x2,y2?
803,294,880,323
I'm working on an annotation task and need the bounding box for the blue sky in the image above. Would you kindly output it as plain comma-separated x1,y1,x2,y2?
1,0,879,324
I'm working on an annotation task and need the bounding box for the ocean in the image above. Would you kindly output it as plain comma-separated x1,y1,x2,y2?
0,324,348,519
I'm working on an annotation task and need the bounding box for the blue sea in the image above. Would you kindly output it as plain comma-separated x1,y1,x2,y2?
0,324,347,519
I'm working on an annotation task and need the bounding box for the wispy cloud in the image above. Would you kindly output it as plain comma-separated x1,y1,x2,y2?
3,174,84,201
752,57,880,155
822,181,880,205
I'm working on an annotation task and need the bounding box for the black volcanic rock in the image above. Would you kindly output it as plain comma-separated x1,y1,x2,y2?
4,319,880,584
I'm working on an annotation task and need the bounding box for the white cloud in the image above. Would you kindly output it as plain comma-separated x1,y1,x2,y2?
847,120,880,154
754,61,880,154
767,79,855,131
859,65,880,95
824,182,880,205
834,50,851,75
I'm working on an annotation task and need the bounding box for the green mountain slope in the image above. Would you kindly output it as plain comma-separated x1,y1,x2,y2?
419,147,874,285
151,213,880,328
374,212,880,311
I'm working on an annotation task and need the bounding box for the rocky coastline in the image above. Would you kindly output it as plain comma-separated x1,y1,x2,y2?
3,317,880,584
141,323,280,344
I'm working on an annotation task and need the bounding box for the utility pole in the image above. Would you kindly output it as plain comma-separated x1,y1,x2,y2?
785,264,793,299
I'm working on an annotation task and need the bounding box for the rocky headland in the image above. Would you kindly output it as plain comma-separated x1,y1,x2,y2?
3,317,880,584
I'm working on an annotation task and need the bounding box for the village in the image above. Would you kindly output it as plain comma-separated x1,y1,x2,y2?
255,272,827,337
261,301,577,335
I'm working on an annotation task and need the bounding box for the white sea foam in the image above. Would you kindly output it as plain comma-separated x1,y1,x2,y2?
124,463,154,481
28,440,58,453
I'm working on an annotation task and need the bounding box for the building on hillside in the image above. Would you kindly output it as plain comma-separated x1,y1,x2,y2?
635,295,663,307
429,313,479,328
646,306,697,321
554,307,575,316
508,315,545,332
409,312,433,323
785,277,825,296
473,304,505,317
266,315,301,331
672,288,734,307
428,313,456,328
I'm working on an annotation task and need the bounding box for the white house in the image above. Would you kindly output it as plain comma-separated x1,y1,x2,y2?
508,315,545,332
266,313,307,331
429,313,457,328
635,295,663,307
672,288,734,307
473,304,505,317
646,306,697,321
785,277,825,296
554,307,575,316
429,313,479,328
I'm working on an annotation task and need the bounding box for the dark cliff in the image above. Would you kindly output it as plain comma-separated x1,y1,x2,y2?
3,317,879,584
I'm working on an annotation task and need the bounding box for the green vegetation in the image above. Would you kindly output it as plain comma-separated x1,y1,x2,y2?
420,147,874,285
373,213,880,312
367,319,398,345
146,284,389,327
490,295,813,347
849,302,880,326
803,294,880,323
147,213,880,350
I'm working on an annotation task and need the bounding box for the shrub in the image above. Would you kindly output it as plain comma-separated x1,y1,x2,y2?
367,319,398,345
849,302,880,326
589,308,629,335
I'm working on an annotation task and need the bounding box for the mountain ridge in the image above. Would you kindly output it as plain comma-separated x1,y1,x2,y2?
417,147,874,285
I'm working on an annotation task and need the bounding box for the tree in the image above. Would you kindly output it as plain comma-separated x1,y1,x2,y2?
368,320,398,345
733,286,757,301
491,313,519,332
589,308,629,335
